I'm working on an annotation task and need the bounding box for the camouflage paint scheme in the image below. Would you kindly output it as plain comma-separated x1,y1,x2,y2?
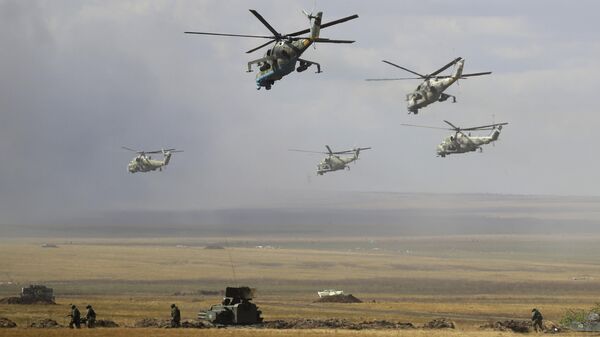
123,148,182,173
367,57,491,114
186,10,358,90
317,146,370,175
437,126,503,157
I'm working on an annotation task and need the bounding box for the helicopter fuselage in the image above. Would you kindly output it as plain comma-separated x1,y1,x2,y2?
317,154,358,175
127,152,173,173
406,59,464,114
128,156,165,173
436,128,501,157
255,39,313,88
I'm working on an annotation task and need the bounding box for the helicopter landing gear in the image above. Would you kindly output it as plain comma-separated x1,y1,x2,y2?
438,93,456,103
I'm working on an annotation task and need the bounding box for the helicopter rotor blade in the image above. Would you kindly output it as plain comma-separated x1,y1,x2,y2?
184,31,275,39
332,147,371,155
443,120,461,131
381,60,425,78
325,145,333,155
143,148,183,154
320,14,359,29
246,39,277,53
460,71,492,77
400,123,451,130
287,14,359,37
311,38,355,43
249,9,281,39
428,57,462,78
121,146,140,152
461,122,508,131
365,77,422,81
289,149,327,154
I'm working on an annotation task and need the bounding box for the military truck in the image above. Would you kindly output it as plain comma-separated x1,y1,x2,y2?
21,285,55,302
198,287,263,325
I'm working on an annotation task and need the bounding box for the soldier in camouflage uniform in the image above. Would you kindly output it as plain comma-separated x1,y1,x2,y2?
531,308,544,332
85,305,96,328
68,304,81,329
170,304,181,328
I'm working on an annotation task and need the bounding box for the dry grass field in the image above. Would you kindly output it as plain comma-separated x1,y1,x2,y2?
0,328,591,337
1,235,600,336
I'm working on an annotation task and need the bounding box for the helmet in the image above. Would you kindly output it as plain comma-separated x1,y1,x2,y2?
71,304,76,309
171,304,176,308
532,308,537,312
86,305,92,309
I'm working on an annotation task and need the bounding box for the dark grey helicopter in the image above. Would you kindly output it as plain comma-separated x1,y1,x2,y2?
185,9,358,90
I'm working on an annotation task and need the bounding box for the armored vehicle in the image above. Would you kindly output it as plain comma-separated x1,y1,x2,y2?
21,285,54,302
198,287,263,325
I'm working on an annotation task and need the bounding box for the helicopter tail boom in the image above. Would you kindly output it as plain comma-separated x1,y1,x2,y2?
163,150,172,166
308,12,323,40
490,127,502,141
452,59,464,79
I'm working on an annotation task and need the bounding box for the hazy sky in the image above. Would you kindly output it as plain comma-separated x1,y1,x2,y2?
1,0,600,225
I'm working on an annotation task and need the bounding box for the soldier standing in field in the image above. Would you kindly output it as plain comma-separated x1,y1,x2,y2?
68,304,81,329
531,308,544,332
170,303,181,328
85,304,96,328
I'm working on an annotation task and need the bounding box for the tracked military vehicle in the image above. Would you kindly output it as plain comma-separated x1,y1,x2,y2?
198,287,263,325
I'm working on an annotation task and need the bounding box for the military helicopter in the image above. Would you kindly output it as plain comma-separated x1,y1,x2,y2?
185,9,359,90
366,57,491,114
122,147,183,173
401,120,508,157
290,146,371,175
